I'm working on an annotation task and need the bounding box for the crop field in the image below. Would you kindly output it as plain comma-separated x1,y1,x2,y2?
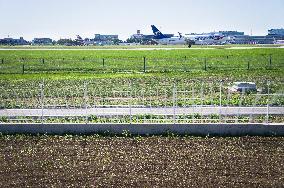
0,48,283,123
1,78,284,123
0,135,283,187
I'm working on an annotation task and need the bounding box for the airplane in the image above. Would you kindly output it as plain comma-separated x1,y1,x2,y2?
151,25,233,47
185,33,233,45
75,35,84,45
151,25,193,47
75,35,97,46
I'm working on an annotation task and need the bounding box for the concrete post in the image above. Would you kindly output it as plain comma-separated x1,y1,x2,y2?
84,82,88,124
173,84,176,124
40,81,44,124
266,81,270,124
219,82,222,123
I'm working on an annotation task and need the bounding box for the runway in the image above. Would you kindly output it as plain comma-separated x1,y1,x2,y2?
1,106,283,117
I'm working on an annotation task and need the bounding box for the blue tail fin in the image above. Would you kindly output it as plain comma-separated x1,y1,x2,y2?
151,25,167,39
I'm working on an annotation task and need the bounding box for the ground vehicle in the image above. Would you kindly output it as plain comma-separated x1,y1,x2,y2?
228,82,257,93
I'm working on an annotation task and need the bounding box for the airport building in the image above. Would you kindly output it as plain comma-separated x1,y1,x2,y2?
234,35,274,44
267,28,284,44
32,38,53,45
131,30,144,39
94,34,119,45
268,29,284,36
219,31,245,36
94,34,118,41
217,29,284,44
240,28,284,44
0,37,29,45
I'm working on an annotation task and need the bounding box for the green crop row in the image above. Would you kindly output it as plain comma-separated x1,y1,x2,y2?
0,77,283,109
1,114,283,124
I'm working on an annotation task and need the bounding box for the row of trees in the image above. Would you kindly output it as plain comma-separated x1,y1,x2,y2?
0,37,156,46
56,38,123,46
126,38,157,45
55,38,155,46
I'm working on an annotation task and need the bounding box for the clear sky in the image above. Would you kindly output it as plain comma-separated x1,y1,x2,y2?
0,0,283,40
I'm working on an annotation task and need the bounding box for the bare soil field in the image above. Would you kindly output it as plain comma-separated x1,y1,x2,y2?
0,136,283,187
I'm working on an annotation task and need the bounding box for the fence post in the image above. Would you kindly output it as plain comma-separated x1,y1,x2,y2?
247,61,250,70
40,81,44,124
129,82,132,124
173,83,176,124
204,58,207,71
21,57,25,74
201,81,204,123
1,59,3,64
42,58,45,64
266,81,270,124
143,57,146,73
269,54,272,68
219,81,222,123
103,58,105,67
84,82,88,124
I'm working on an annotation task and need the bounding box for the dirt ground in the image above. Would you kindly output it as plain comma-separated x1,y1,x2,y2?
0,135,283,187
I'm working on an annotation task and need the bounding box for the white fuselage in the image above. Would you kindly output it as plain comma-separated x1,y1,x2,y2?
185,34,232,45
154,35,232,45
154,37,187,45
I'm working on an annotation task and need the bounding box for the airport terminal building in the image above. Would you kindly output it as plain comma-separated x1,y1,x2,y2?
32,38,53,45
0,37,29,45
221,29,284,44
1,28,283,46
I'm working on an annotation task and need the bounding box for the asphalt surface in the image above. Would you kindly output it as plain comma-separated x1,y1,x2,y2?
0,106,283,117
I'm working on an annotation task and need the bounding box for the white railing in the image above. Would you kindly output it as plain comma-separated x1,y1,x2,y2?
0,81,283,124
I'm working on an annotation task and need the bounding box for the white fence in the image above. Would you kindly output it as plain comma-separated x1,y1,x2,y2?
0,80,283,124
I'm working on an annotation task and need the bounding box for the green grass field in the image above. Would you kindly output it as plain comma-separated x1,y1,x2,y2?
0,48,283,80
2,48,274,101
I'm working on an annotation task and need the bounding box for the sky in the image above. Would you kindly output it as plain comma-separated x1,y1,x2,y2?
0,0,283,40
